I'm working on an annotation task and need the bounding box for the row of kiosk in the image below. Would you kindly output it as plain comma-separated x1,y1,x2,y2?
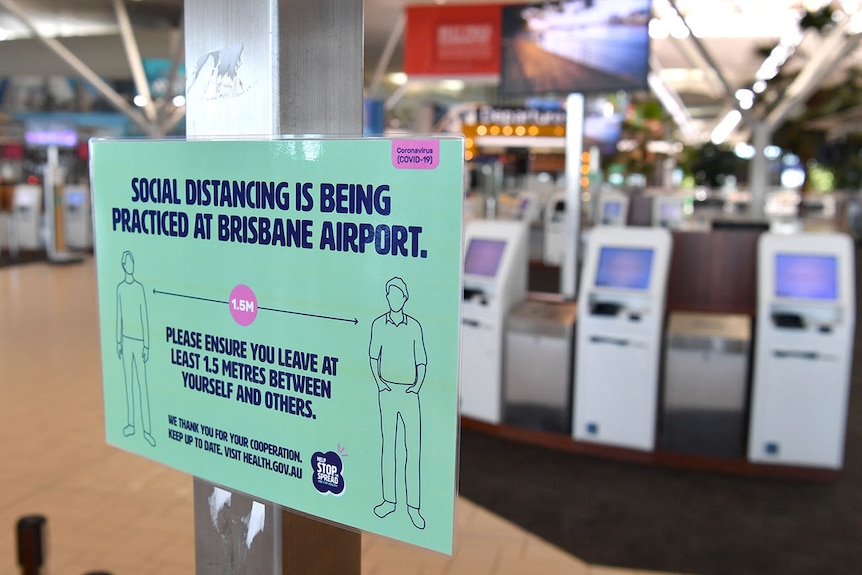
0,183,93,255
460,216,856,471
536,189,690,267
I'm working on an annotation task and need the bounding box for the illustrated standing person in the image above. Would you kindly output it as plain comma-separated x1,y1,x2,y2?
369,277,427,529
116,250,155,447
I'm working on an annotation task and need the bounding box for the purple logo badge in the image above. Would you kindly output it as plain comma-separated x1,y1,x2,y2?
311,451,344,495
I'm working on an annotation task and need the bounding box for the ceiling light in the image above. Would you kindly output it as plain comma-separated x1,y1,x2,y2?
388,72,407,86
172,95,186,107
648,19,669,39
735,88,754,101
711,110,742,145
765,146,782,160
736,88,755,110
133,95,147,107
734,143,755,159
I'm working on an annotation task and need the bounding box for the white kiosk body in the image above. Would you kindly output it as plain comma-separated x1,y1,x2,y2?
748,232,856,469
652,194,686,229
12,184,42,250
596,191,629,227
461,220,528,424
542,191,566,266
515,190,543,224
63,184,92,250
573,227,672,450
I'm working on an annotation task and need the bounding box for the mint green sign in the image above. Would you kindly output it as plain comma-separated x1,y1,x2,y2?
90,137,463,554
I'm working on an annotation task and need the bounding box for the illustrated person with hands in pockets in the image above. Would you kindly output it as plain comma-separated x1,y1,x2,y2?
369,276,427,529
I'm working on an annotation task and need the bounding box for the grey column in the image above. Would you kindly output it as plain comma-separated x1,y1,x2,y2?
184,1,362,574
561,93,584,299
749,123,771,220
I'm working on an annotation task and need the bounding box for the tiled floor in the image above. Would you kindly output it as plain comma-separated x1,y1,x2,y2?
0,256,686,575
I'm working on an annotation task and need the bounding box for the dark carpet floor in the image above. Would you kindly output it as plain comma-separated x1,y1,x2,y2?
458,248,862,575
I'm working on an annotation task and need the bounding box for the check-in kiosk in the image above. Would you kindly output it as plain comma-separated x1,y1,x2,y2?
461,220,529,424
63,184,92,250
515,191,543,224
573,227,672,451
11,184,42,251
652,194,686,229
542,191,566,266
748,232,856,469
596,191,629,227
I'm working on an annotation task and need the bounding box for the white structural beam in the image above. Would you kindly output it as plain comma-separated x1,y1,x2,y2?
368,12,405,100
765,16,862,130
156,18,185,120
112,0,157,122
648,56,703,144
750,12,862,217
0,0,158,136
667,0,754,129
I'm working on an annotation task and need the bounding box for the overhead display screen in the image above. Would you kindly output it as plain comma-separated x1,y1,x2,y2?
775,253,838,301
595,246,653,290
500,0,651,96
464,238,507,277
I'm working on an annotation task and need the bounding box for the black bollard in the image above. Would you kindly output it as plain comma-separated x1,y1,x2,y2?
16,515,47,575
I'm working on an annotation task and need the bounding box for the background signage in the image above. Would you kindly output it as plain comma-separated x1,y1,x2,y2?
404,4,502,77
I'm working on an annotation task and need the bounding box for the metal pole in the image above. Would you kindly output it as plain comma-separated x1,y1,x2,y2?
184,1,362,573
561,93,584,300
749,122,772,220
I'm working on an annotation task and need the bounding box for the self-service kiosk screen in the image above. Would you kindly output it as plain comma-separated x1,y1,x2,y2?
659,200,682,222
603,200,622,219
595,247,653,290
775,253,838,300
66,190,86,207
464,238,506,277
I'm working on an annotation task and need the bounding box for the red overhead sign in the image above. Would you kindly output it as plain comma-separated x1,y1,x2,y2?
404,4,502,78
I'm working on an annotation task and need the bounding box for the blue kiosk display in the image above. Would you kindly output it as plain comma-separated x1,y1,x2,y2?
460,220,528,424
748,232,856,469
573,227,672,451
596,191,629,227
63,184,92,250
652,194,687,229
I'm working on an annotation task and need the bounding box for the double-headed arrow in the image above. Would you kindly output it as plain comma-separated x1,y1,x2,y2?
153,289,359,325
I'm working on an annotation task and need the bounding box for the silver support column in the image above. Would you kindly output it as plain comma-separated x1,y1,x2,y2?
184,1,363,573
749,123,772,220
561,93,584,300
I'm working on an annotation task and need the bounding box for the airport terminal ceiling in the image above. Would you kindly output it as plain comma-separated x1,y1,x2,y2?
0,0,860,143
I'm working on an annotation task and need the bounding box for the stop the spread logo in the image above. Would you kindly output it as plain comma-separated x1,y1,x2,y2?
311,451,345,495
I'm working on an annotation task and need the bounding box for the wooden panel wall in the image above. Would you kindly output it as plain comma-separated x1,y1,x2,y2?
666,229,761,315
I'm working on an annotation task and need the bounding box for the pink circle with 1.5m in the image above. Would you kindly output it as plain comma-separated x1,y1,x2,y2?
229,284,258,326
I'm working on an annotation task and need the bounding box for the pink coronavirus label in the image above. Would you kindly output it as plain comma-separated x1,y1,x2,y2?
392,139,440,169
